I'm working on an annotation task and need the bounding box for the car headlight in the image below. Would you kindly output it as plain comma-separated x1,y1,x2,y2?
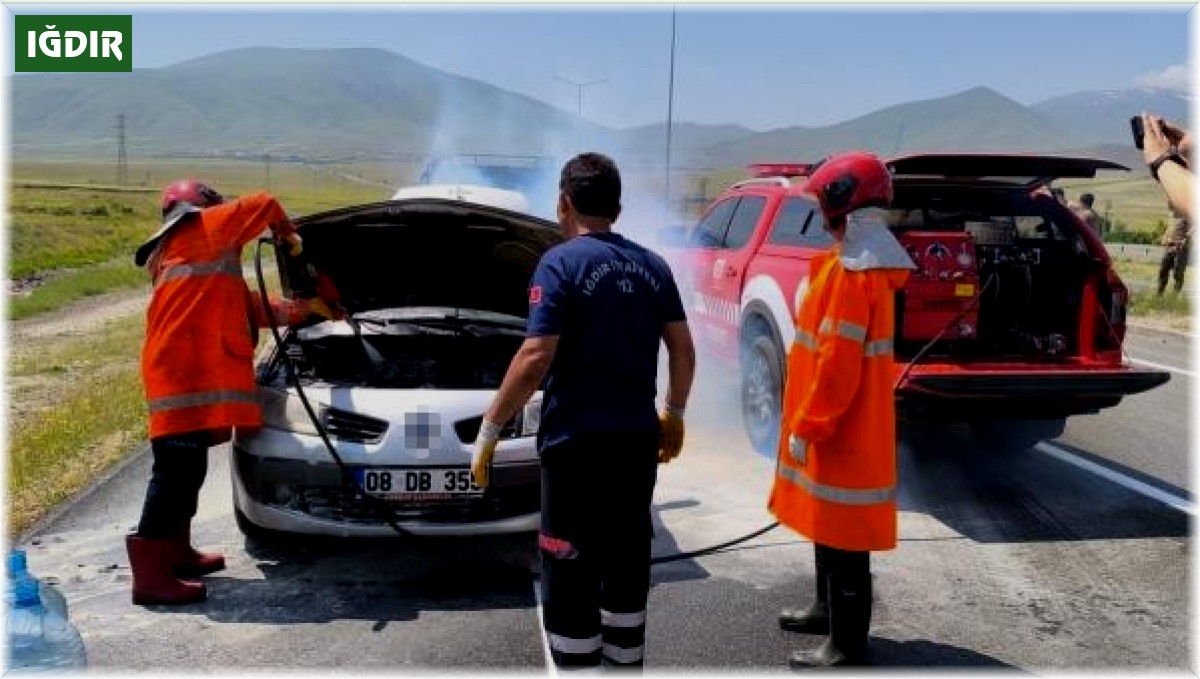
258,387,325,436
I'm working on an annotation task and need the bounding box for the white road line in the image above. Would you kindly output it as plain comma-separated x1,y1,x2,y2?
1034,442,1194,515
1130,357,1195,378
532,579,558,677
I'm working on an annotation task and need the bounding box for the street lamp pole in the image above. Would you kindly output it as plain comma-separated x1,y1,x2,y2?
665,5,677,215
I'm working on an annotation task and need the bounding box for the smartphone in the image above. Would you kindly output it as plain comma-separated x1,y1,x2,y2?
1131,116,1145,150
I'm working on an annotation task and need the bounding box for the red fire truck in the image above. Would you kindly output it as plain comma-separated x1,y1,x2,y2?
661,154,1170,454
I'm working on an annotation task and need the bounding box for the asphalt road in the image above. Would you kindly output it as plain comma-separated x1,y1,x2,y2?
16,326,1191,672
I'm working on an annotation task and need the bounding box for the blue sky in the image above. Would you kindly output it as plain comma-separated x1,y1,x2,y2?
7,5,1193,131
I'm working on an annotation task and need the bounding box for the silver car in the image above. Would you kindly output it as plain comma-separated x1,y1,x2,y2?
231,197,561,538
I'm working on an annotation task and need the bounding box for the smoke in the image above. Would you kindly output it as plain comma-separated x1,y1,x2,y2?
415,73,750,441
416,75,697,244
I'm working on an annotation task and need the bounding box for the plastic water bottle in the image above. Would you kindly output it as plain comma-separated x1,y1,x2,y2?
5,568,86,672
6,551,67,620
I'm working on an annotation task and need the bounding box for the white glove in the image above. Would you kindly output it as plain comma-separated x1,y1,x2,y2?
471,419,503,489
789,435,808,466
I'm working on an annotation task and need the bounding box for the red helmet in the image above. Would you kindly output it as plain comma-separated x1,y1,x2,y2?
805,151,892,219
160,179,223,216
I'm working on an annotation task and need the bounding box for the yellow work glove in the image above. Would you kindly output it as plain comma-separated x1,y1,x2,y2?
658,406,685,464
471,419,502,489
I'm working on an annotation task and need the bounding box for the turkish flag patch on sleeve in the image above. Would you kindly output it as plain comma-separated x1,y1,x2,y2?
529,285,543,305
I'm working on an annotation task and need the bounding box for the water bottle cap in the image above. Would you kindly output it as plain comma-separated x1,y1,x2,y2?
12,578,40,606
8,550,28,576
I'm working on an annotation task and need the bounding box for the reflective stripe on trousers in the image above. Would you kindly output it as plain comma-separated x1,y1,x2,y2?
600,608,646,666
549,633,602,656
777,463,895,506
147,389,257,414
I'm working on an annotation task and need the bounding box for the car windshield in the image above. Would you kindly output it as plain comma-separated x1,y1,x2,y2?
420,158,556,194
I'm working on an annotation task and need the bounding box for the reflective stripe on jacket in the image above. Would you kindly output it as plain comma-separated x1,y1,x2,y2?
768,234,911,552
141,193,290,439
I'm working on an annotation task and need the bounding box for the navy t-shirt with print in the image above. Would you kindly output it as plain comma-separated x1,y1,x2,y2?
526,231,686,452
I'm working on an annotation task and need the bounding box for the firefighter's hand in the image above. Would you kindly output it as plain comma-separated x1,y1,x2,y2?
658,407,685,464
283,232,304,257
471,419,502,489
306,297,348,322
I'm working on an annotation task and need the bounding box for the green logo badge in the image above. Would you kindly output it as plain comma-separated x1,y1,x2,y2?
16,15,132,73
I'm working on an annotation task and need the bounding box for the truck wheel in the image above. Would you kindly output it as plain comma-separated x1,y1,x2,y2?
742,334,784,456
969,418,1066,454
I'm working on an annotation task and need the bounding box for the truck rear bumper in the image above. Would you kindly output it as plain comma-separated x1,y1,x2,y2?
896,365,1171,421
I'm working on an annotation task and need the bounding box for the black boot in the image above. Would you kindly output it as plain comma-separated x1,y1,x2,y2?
780,546,829,634
788,572,872,668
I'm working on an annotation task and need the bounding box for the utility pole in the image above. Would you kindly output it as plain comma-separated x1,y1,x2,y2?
665,5,677,215
115,113,128,187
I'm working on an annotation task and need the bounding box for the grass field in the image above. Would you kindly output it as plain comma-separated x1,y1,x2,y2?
7,316,147,535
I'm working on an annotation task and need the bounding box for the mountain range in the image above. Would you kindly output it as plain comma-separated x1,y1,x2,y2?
11,47,1190,171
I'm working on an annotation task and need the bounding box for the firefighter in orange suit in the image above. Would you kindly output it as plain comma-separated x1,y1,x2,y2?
769,152,915,667
128,180,341,606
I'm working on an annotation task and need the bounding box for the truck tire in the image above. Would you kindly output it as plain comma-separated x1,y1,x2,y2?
969,418,1066,454
741,334,784,456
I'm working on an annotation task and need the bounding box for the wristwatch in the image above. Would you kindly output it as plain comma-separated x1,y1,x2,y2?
1148,146,1186,181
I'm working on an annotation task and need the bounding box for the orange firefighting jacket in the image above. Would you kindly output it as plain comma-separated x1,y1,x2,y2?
768,210,914,552
141,193,300,441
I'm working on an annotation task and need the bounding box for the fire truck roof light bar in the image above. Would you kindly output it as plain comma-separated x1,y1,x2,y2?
747,163,817,178
732,177,791,190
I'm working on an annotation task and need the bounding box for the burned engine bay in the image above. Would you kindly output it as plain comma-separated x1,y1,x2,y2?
255,199,561,390
889,188,1108,360
262,308,527,390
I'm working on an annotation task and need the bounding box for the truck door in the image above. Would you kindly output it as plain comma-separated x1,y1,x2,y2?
756,196,833,328
707,195,769,358
681,196,739,352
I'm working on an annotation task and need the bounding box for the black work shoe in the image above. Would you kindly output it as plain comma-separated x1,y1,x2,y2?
787,639,867,669
788,571,872,669
779,601,829,634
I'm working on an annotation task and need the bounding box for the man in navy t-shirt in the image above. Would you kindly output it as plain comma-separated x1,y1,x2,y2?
473,152,696,670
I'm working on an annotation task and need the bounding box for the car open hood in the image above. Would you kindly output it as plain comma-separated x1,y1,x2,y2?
276,198,562,319
886,154,1128,189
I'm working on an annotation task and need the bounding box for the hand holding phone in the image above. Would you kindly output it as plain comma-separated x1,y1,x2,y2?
1131,116,1146,150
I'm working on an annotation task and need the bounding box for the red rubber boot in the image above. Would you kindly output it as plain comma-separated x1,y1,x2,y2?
126,535,207,606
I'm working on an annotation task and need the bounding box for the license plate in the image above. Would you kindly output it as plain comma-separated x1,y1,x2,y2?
355,468,483,500
954,283,976,297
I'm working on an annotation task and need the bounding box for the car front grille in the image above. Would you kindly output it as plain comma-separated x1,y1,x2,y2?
265,484,539,525
323,407,389,444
